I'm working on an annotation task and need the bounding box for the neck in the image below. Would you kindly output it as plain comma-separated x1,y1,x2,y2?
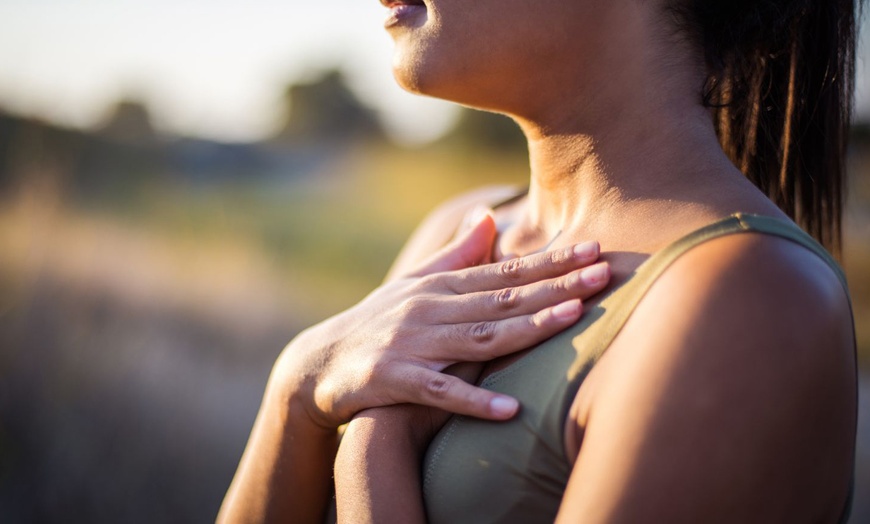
503,39,746,244
515,104,738,238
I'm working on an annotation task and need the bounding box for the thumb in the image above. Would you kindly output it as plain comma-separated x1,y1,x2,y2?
408,207,497,277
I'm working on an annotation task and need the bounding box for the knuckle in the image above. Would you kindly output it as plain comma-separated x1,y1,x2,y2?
549,247,572,265
552,273,577,294
492,287,519,310
425,375,452,400
399,296,430,317
416,274,439,290
469,321,497,345
497,257,524,282
381,326,406,349
529,311,547,329
366,348,393,375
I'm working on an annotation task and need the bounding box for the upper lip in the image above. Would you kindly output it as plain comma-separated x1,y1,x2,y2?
380,0,425,7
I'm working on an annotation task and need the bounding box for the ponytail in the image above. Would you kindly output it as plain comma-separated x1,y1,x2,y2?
671,0,861,254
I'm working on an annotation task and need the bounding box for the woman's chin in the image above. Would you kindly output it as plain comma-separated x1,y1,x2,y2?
390,50,435,97
391,62,461,102
391,67,422,97
391,62,509,115
391,58,512,114
387,29,516,109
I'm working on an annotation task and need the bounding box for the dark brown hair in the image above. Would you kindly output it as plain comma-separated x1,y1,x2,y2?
670,0,862,254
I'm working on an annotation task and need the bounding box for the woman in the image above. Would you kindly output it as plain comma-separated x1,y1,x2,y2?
220,0,860,522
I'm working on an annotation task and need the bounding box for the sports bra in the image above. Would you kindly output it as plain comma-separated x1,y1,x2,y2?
421,212,857,523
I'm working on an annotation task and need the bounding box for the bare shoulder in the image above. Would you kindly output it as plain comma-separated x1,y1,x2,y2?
560,232,857,523
634,230,854,365
384,185,523,281
634,231,855,380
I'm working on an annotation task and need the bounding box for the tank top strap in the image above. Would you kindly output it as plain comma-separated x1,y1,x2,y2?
567,212,850,378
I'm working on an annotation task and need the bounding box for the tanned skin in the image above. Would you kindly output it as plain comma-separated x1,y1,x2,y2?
222,0,856,521
334,0,857,521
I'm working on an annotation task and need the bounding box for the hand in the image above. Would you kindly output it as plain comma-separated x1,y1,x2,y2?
271,211,610,431
348,361,483,453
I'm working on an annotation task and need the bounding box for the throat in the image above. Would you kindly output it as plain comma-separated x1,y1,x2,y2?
495,228,563,262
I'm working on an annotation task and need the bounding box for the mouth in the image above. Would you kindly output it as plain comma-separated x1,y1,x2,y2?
381,0,427,28
380,0,425,6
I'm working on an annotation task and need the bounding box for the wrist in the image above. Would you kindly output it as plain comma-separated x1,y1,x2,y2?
340,413,421,469
264,347,336,436
349,406,441,453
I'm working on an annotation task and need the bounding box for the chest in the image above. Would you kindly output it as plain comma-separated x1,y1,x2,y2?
423,283,633,523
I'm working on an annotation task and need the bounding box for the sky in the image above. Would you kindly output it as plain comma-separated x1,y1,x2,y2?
0,0,458,144
1,0,868,144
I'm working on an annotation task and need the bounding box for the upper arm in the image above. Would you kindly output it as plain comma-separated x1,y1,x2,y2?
558,234,857,523
383,185,521,282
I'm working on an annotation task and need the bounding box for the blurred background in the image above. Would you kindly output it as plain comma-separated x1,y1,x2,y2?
0,1,867,522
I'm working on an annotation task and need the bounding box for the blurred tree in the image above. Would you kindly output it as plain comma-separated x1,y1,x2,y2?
274,70,384,145
0,113,86,198
98,99,157,145
77,98,164,200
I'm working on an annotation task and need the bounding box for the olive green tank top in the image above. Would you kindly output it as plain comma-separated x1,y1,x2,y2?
421,213,856,523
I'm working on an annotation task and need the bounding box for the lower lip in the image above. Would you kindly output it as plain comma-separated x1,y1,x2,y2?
384,4,426,28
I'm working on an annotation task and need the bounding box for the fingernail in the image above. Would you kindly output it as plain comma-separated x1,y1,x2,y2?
551,299,581,320
580,263,609,286
574,241,599,259
469,205,494,226
490,396,519,418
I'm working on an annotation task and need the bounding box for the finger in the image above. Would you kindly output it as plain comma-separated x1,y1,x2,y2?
436,262,610,323
437,241,601,294
395,366,520,421
457,204,495,236
406,208,496,277
433,299,584,362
